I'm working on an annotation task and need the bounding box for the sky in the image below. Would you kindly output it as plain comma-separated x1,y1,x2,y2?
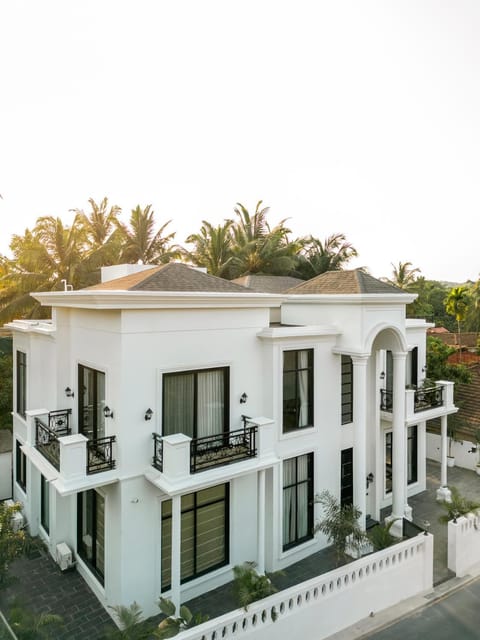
1,0,479,283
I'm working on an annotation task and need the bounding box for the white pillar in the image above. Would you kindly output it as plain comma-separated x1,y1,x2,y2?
437,414,452,502
170,494,182,611
257,469,266,574
391,351,407,533
352,356,368,530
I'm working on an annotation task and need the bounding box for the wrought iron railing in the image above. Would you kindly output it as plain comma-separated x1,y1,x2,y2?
380,389,393,412
87,436,116,474
152,433,163,472
35,415,71,471
190,422,258,473
47,408,71,434
414,386,444,412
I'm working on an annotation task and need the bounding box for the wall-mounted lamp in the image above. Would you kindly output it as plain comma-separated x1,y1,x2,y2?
240,392,248,404
65,386,74,398
144,408,153,421
422,365,428,373
366,472,375,489
103,405,114,419
379,371,385,381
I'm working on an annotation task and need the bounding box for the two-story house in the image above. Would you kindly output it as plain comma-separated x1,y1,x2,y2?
8,264,456,618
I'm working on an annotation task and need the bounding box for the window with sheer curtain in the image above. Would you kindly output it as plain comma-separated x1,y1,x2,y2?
341,355,353,425
162,367,229,438
282,349,313,432
283,453,314,550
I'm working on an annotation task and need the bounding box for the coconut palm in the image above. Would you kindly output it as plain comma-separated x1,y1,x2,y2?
117,205,180,265
184,219,234,278
386,261,421,289
445,285,470,361
295,233,358,279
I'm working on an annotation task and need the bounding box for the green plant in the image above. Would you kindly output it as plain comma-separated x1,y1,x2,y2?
314,490,368,564
232,562,281,613
0,501,26,588
155,598,209,639
368,519,398,551
105,602,151,639
7,600,63,639
438,486,480,524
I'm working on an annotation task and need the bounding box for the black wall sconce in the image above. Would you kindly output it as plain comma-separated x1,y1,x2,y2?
366,472,374,489
240,392,248,404
144,408,153,421
422,365,427,373
103,405,114,419
379,371,385,381
65,386,74,398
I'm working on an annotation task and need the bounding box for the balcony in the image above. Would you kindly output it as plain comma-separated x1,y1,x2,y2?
148,416,276,492
380,380,455,423
24,408,118,495
152,419,258,475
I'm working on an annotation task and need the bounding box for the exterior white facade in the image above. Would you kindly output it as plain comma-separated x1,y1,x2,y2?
7,265,457,619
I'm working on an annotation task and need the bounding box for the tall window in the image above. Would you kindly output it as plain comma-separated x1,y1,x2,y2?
15,440,27,492
40,475,50,534
16,351,26,418
408,426,418,484
161,484,229,590
77,490,105,584
283,453,314,550
78,365,105,441
283,349,313,432
341,356,353,425
341,448,353,507
163,368,229,438
385,427,418,495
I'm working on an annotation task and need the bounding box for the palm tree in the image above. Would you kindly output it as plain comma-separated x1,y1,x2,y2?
386,261,421,289
228,201,299,278
117,205,180,265
445,286,470,361
295,233,358,280
184,219,234,278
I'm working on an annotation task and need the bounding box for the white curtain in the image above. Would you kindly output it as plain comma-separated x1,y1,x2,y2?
283,458,297,545
296,454,309,539
163,374,195,437
298,351,310,427
197,370,224,437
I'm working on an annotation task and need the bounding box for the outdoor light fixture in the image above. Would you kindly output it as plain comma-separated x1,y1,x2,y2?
240,392,248,404
103,405,114,419
65,386,74,398
379,371,385,381
366,472,374,488
422,365,428,373
144,408,153,421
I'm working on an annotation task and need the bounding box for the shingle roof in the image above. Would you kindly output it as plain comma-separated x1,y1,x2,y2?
287,269,404,295
85,263,251,293
232,275,305,293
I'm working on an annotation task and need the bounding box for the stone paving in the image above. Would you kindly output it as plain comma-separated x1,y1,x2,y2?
1,459,480,637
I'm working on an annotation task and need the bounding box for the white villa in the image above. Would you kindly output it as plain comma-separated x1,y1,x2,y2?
8,264,457,619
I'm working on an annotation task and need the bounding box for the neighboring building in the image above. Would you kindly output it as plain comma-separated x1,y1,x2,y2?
7,265,457,618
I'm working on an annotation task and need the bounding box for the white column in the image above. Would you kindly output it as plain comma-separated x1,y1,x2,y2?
352,356,368,530
391,351,407,533
170,494,182,611
257,469,266,574
437,414,452,502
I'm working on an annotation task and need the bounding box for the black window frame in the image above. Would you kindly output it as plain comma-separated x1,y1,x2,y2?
385,431,392,494
282,349,314,432
407,425,418,485
15,440,27,492
77,489,105,585
282,452,314,551
162,367,230,438
341,355,353,425
341,448,353,507
78,364,106,441
40,474,50,534
161,483,229,591
16,350,26,419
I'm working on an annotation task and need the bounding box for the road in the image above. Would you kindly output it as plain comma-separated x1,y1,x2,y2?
368,577,480,639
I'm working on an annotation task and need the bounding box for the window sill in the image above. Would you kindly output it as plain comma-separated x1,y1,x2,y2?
280,537,317,560
281,426,316,440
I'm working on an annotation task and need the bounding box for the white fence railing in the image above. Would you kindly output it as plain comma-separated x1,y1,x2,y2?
177,533,433,640
448,513,480,577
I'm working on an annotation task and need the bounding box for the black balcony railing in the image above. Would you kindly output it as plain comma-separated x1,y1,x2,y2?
35,410,72,470
152,433,163,472
380,389,393,412
380,386,444,413
414,386,444,412
190,423,258,474
87,436,116,474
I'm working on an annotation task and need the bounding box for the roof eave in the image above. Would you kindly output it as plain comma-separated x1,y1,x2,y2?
284,293,417,305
